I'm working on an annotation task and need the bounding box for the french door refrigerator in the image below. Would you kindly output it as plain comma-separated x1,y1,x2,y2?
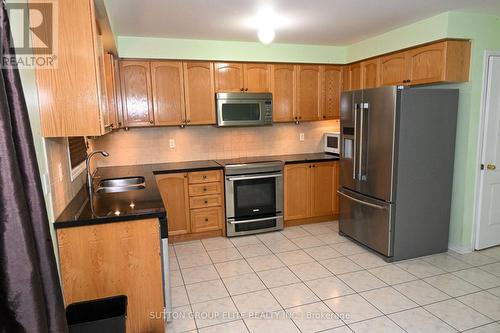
339,86,458,261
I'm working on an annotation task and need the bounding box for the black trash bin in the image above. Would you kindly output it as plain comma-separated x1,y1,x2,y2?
66,295,127,333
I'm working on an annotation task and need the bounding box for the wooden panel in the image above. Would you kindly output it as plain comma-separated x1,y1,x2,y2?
341,66,351,92
322,65,342,120
156,173,190,235
310,162,334,217
379,52,408,86
183,62,216,125
120,60,154,127
103,53,118,129
57,219,164,333
33,0,103,137
361,58,380,89
170,230,223,243
349,63,362,91
190,207,223,233
284,163,310,220
188,170,222,184
332,161,340,215
188,182,222,196
243,63,271,92
113,58,124,128
189,194,223,209
151,61,185,126
214,63,244,92
296,65,322,121
444,40,471,82
406,42,446,85
270,64,296,122
95,35,110,133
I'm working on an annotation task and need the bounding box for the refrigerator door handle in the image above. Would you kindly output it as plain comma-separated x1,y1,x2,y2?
359,103,369,180
353,103,359,180
337,190,387,210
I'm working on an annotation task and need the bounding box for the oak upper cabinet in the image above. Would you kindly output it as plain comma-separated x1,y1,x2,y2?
156,173,191,235
296,65,322,121
322,65,342,120
103,53,119,129
284,161,339,221
183,62,216,125
405,40,470,85
379,51,408,86
120,61,154,127
348,63,362,91
284,163,310,220
243,63,271,92
150,61,185,126
310,162,335,217
33,0,111,137
270,64,296,122
341,66,351,92
214,62,244,92
361,58,380,89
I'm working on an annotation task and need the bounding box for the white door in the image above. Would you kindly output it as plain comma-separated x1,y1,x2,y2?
476,54,500,249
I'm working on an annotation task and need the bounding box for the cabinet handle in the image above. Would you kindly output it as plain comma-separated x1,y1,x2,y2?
323,116,326,119
240,88,244,91
309,165,312,168
149,119,154,124
299,116,302,120
205,218,209,222
203,188,207,191
204,200,208,204
245,88,248,91
203,175,207,179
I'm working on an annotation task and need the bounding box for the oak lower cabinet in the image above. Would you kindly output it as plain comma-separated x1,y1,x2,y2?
284,161,339,222
56,218,165,333
156,170,225,241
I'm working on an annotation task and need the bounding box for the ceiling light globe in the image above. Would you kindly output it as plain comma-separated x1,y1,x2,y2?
258,26,275,44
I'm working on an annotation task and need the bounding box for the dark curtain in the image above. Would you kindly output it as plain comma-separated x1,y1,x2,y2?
0,2,67,333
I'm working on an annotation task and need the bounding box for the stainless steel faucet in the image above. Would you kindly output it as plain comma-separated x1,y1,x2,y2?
86,150,109,194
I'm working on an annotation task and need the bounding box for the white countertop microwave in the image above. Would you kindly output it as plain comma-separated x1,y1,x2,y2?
324,132,340,154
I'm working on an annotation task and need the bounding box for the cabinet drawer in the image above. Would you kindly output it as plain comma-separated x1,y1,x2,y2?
190,207,223,233
189,195,222,209
188,170,221,184
188,182,222,196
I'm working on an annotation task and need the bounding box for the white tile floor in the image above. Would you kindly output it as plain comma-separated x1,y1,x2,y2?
167,221,500,333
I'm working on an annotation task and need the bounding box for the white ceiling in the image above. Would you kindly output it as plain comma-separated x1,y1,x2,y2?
105,0,500,45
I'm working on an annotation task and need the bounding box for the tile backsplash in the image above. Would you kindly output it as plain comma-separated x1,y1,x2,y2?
91,120,339,167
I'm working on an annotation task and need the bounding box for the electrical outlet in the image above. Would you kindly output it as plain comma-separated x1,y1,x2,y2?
299,133,305,141
57,163,63,182
169,138,175,149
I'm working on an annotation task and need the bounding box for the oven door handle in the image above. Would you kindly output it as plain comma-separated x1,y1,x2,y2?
227,215,283,224
226,173,282,181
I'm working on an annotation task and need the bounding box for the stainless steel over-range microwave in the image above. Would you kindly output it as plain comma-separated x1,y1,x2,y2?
216,92,273,127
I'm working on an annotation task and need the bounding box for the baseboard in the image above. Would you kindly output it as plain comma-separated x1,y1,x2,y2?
169,230,223,243
285,214,339,227
448,243,473,254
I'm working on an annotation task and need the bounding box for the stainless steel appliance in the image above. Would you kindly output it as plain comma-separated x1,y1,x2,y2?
216,92,273,127
324,132,340,154
219,159,284,236
159,217,172,321
339,86,458,261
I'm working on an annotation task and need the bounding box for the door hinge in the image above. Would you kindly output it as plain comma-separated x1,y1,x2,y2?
481,164,485,170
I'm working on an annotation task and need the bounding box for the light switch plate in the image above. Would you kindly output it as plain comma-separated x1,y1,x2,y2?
299,133,305,141
169,138,175,148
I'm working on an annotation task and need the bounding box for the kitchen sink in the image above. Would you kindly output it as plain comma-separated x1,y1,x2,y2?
95,177,146,193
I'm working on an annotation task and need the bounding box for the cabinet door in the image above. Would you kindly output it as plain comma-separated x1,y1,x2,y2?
120,61,154,127
151,61,185,126
310,162,334,217
156,173,190,235
183,62,216,125
349,63,362,91
362,59,380,89
296,65,322,121
322,65,342,120
284,163,310,220
379,52,407,86
243,63,271,92
341,66,351,92
103,53,118,129
332,162,340,215
270,64,296,122
406,42,446,85
190,207,223,233
214,62,244,92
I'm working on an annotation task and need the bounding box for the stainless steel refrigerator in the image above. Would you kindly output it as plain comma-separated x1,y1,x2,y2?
339,86,458,261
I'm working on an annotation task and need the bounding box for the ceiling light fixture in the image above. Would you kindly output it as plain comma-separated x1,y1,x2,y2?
250,7,280,45
258,26,275,44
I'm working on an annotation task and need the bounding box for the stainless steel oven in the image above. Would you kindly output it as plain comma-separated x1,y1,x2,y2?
224,161,284,236
216,92,273,127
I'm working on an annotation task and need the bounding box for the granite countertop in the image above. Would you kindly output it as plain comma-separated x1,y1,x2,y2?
54,153,338,229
